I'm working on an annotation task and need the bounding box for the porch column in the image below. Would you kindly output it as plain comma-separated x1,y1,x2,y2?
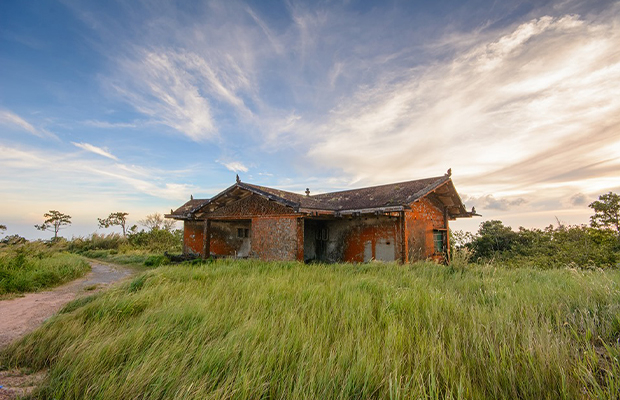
202,219,211,259
296,217,304,262
443,207,450,264
400,211,406,264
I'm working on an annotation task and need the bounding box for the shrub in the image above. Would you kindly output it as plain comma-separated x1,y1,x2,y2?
143,255,170,267
127,228,182,253
67,233,127,253
0,249,90,295
465,221,620,269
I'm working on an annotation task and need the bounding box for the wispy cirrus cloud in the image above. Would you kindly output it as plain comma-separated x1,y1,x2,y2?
0,109,58,139
72,142,119,161
296,12,620,213
108,51,218,141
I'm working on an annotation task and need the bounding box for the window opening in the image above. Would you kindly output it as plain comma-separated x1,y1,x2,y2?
315,228,329,241
433,230,445,254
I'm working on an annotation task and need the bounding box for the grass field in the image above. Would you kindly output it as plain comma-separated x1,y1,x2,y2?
2,260,620,399
0,246,90,296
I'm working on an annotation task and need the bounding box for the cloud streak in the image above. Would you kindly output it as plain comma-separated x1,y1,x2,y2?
0,109,58,139
0,143,196,202
72,142,119,161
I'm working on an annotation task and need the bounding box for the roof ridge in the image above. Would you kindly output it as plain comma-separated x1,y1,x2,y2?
310,175,445,198
241,182,307,199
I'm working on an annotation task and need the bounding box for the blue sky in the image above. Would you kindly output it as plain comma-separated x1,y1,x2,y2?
1,0,619,239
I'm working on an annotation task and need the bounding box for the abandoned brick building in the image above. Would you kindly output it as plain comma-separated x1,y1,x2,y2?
166,170,477,263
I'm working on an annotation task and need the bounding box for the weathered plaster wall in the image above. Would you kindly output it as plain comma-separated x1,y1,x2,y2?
404,197,446,262
183,221,204,256
210,220,252,257
304,216,400,263
251,216,304,261
183,220,252,257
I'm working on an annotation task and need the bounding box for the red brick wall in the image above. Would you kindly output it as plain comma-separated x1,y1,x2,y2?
341,218,400,262
183,221,204,255
251,216,304,261
404,198,447,262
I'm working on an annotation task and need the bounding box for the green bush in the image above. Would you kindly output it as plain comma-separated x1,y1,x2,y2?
463,222,620,269
127,228,182,252
0,245,90,295
67,233,127,253
143,255,170,267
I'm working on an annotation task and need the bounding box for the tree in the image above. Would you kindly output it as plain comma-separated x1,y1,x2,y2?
35,210,71,240
138,212,176,232
0,224,6,232
467,220,517,259
98,212,130,236
589,192,620,237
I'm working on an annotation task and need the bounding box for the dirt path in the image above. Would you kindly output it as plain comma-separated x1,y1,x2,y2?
0,261,136,399
0,261,135,349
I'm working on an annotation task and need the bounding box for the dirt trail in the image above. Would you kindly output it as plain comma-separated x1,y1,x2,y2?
0,261,135,399
0,261,135,349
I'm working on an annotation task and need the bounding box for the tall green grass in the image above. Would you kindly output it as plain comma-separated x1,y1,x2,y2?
2,260,620,399
0,244,90,295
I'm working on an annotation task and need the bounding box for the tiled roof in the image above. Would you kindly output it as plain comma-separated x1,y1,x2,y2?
241,176,449,210
308,176,448,211
167,198,209,218
167,173,473,219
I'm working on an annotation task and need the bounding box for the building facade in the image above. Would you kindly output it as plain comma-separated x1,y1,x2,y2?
166,171,476,263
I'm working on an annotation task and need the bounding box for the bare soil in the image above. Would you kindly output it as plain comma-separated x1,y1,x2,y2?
0,261,135,399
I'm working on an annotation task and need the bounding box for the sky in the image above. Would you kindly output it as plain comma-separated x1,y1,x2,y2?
1,0,619,239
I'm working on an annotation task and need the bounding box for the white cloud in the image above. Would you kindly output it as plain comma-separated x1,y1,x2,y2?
72,142,119,161
220,161,248,173
0,109,57,139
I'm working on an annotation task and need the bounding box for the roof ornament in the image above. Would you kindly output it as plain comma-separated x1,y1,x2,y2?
190,194,193,200
305,188,310,197
446,168,452,177
471,206,476,214
236,174,240,184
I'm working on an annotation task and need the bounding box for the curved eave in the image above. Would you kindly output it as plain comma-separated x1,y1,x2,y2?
411,178,478,219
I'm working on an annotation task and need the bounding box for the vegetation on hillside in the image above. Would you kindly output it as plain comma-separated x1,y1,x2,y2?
451,191,620,269
453,220,620,269
0,242,89,296
2,260,619,399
